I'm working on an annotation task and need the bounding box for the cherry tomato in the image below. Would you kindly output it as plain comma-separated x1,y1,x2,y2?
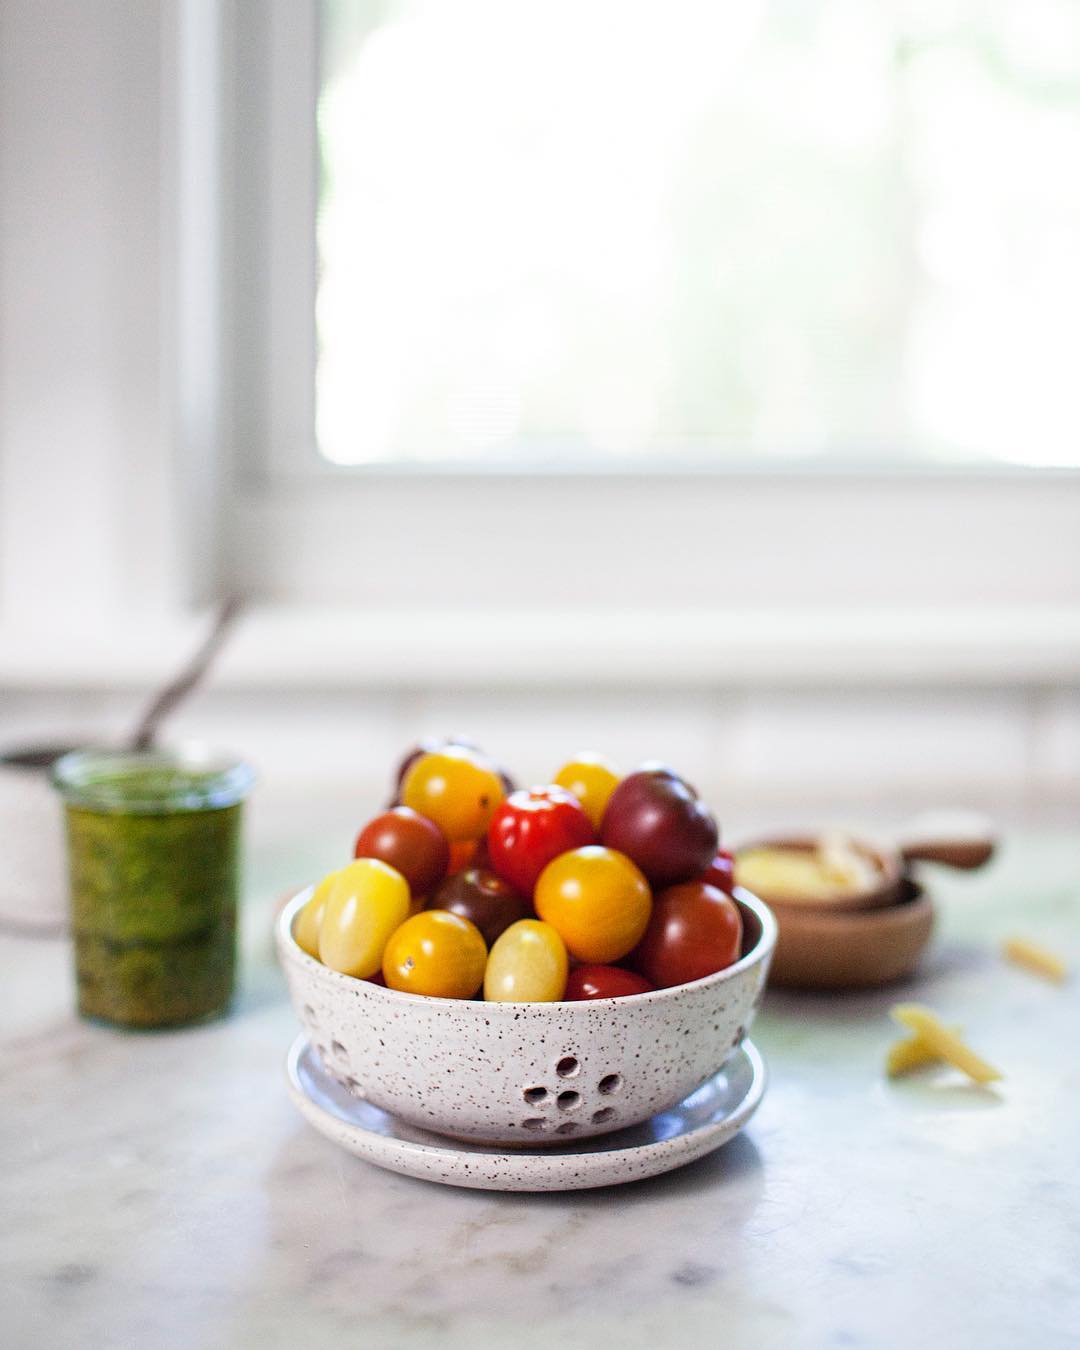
484,919,568,1002
401,747,505,842
318,858,411,978
700,849,735,895
429,866,531,946
393,736,450,792
633,881,743,988
600,766,718,887
354,806,449,897
293,871,338,958
534,845,652,963
487,786,595,896
382,910,487,999
553,753,621,829
391,737,516,805
447,839,479,875
564,964,655,1000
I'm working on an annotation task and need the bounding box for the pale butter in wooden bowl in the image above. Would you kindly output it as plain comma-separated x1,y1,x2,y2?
735,819,994,992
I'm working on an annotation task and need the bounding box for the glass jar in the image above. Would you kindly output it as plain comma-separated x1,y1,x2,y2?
52,746,254,1028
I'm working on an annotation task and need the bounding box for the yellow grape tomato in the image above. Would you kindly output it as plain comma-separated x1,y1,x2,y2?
318,858,411,978
294,870,338,958
484,919,568,1002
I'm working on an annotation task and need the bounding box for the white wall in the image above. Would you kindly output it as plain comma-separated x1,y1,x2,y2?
4,681,1078,829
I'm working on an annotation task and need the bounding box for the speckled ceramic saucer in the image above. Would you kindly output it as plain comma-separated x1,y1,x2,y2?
286,1035,766,1192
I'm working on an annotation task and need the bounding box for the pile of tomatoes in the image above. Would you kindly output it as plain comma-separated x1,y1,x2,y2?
295,739,743,1002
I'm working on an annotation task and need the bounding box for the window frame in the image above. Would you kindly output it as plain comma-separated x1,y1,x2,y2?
0,0,1077,689
221,0,1080,628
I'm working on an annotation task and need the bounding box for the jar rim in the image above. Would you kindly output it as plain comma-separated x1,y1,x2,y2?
52,744,255,814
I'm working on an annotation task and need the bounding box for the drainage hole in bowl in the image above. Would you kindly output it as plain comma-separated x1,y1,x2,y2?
555,1056,580,1078
555,1122,578,1136
598,1073,623,1095
556,1090,580,1111
523,1086,548,1104
522,1118,546,1132
303,1005,317,1023
591,1108,615,1124
330,1040,348,1060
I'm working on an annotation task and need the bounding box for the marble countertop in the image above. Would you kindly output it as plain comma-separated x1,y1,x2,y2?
2,803,1078,1350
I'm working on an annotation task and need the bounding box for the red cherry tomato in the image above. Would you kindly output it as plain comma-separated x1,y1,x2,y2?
700,849,735,895
487,786,595,896
564,964,655,1000
354,806,450,897
633,881,743,988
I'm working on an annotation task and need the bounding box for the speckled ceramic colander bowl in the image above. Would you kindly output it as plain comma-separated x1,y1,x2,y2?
276,887,775,1146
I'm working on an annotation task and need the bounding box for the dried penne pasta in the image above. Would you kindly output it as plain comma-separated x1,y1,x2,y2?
886,1025,962,1077
890,1004,1002,1084
1002,937,1068,984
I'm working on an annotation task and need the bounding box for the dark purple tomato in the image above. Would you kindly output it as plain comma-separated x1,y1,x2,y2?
564,964,655,1000
428,866,531,946
354,806,450,897
632,881,742,988
600,767,718,887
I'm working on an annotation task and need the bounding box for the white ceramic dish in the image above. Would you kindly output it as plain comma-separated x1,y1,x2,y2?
287,1034,766,1191
276,887,775,1146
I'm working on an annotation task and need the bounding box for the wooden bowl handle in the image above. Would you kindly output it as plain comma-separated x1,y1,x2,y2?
895,812,997,871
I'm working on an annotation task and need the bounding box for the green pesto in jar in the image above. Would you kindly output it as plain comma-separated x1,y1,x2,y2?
53,750,253,1029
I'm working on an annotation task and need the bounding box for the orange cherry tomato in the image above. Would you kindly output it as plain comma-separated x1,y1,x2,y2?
553,753,621,829
447,839,479,875
534,845,652,963
401,747,505,842
382,910,487,999
484,919,568,1002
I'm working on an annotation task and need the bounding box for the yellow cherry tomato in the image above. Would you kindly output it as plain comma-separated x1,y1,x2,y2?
318,858,411,978
293,871,338,958
553,753,621,829
484,919,568,1002
534,845,652,963
401,746,505,842
382,909,487,999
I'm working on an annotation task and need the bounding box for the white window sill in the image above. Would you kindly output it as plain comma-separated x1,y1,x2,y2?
3,605,1079,690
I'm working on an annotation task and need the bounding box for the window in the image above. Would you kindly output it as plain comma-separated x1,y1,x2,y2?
223,0,1078,631
315,0,1080,470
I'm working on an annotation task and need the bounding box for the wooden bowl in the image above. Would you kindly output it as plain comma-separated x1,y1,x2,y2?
767,879,935,991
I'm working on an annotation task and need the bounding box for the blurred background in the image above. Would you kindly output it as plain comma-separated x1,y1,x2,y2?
2,0,1079,858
